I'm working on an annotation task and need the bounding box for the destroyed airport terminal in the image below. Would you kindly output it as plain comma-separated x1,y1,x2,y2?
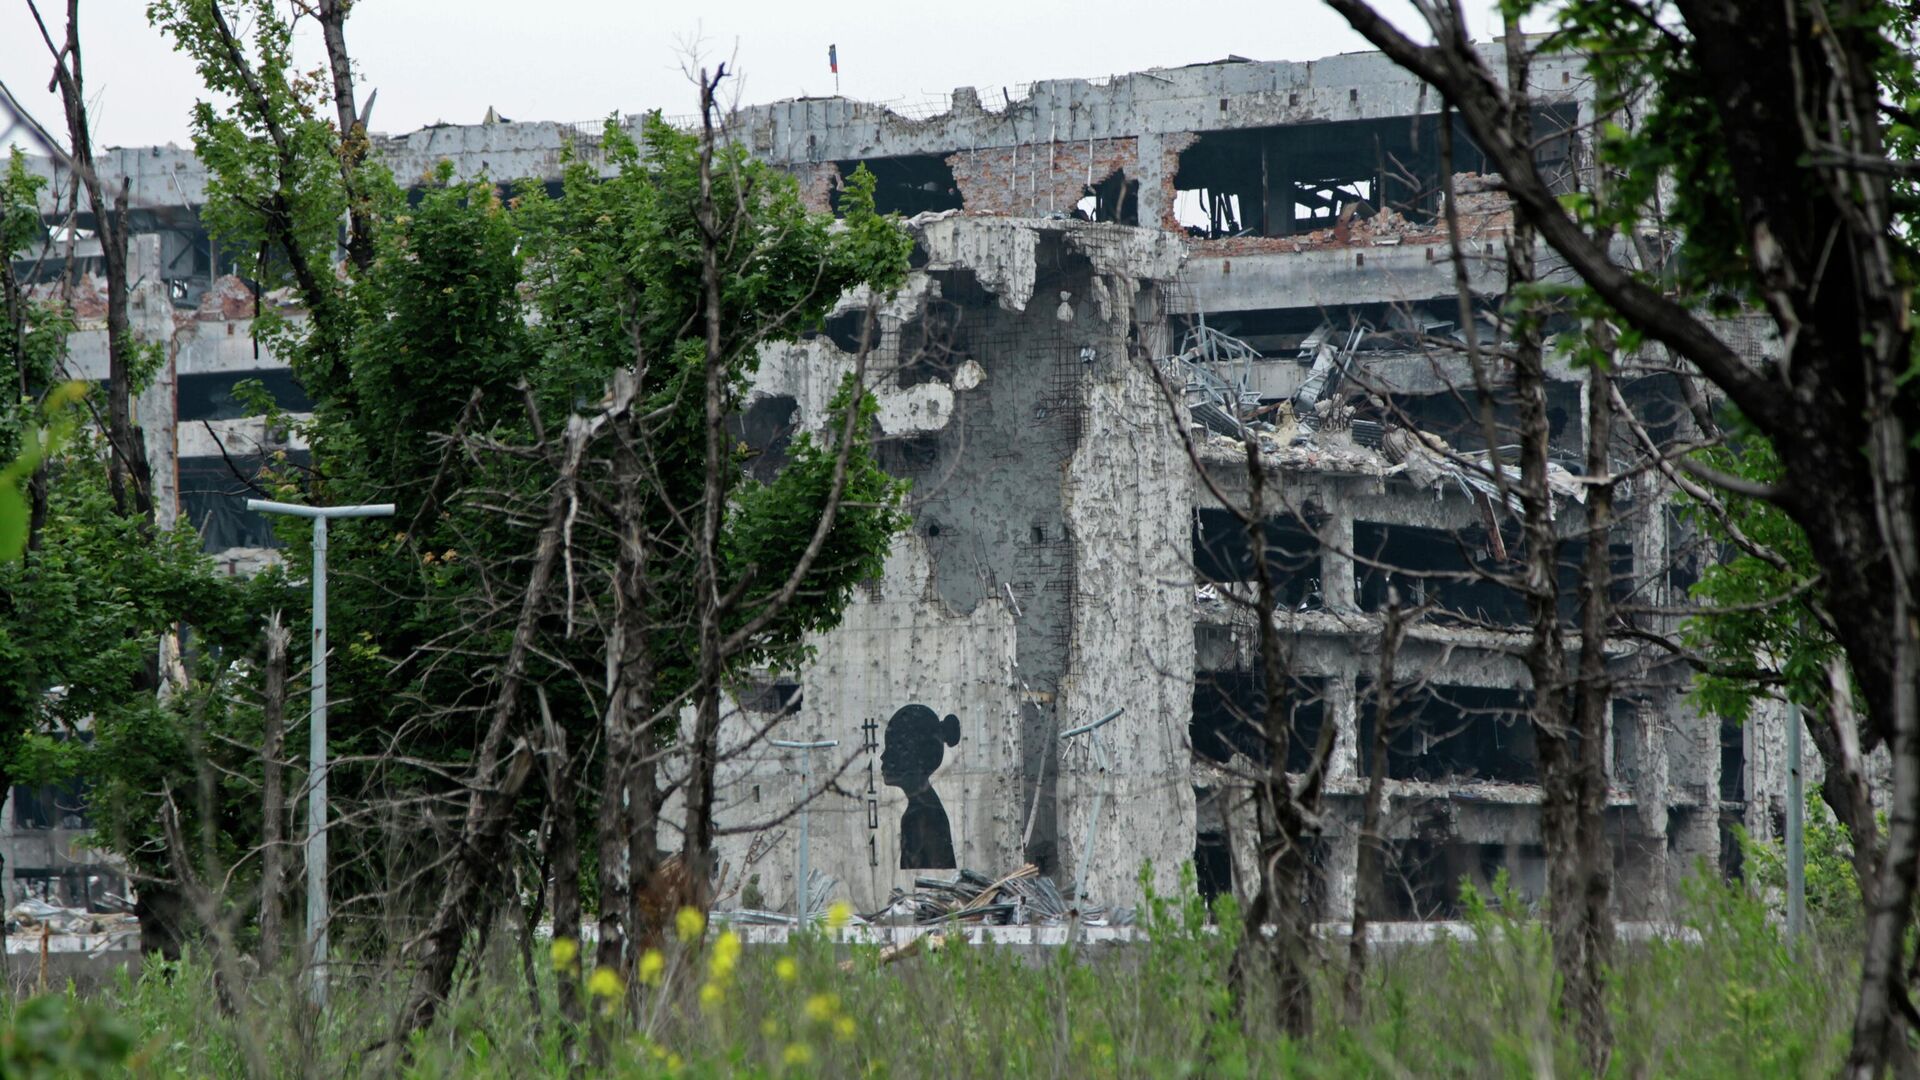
14,44,1797,928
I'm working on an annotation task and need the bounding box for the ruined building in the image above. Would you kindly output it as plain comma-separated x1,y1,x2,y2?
16,46,1786,920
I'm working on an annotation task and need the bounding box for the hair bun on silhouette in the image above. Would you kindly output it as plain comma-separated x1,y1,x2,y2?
939,713,961,746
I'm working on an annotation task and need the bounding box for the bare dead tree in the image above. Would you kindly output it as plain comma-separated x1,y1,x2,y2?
1150,350,1340,1035
27,0,151,521
391,377,630,1044
535,687,583,1027
1343,592,1410,1021
1322,5,1920,1067
308,0,375,274
681,66,735,914
595,398,661,999
1495,24,1614,1067
258,612,290,966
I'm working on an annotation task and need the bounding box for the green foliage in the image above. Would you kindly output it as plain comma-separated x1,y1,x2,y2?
29,865,1860,1078
0,144,259,868
0,381,86,563
1739,790,1866,919
140,65,916,932
0,993,136,1079
1679,424,1839,723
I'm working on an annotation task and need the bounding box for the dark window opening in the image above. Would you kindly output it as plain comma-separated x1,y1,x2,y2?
1359,682,1538,784
1367,838,1546,920
1172,300,1495,358
12,866,126,911
1192,507,1321,609
180,451,310,551
879,433,940,475
895,299,965,388
1191,671,1326,771
736,679,802,716
1718,810,1746,881
1074,170,1139,225
1194,784,1234,906
1355,522,1633,628
730,395,798,483
11,776,90,830
1355,520,1523,625
1172,109,1573,239
831,155,963,217
1174,119,1439,239
177,368,311,423
1611,699,1639,788
1719,718,1745,803
819,310,871,353
1393,381,1584,459
1195,833,1233,905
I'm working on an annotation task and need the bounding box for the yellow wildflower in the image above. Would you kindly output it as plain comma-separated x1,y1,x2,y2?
761,1018,779,1038
667,1053,683,1071
783,1042,814,1066
586,965,624,1000
803,992,839,1023
638,947,666,986
834,1015,856,1042
548,937,578,972
710,930,741,979
676,906,706,943
775,956,799,983
826,901,853,929
699,981,725,1011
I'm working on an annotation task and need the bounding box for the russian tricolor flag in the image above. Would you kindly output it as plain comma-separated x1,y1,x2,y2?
829,44,838,75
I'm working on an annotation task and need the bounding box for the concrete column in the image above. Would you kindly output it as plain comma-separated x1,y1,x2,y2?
1319,506,1357,613
1134,132,1170,228
1327,672,1358,781
1667,807,1719,897
1322,818,1358,921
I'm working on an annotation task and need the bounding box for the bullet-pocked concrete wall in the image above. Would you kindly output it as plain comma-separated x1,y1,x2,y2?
707,217,1194,909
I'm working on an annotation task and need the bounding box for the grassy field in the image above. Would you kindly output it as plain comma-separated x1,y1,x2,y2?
0,873,1857,1078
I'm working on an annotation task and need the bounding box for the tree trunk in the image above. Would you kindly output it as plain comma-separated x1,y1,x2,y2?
1224,423,1338,1038
1344,595,1407,1021
681,69,732,915
35,0,151,522
1565,324,1619,1067
1500,26,1613,1066
258,613,289,966
537,690,582,1026
391,384,625,1045
315,0,373,274
596,443,655,1030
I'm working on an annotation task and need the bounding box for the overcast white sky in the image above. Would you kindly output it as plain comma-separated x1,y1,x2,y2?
0,1,1516,154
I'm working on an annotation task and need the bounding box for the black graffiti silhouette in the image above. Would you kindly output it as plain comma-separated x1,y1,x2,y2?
880,705,960,869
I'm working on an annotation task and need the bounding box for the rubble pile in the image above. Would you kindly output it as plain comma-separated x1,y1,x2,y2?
4,898,139,956
869,864,1135,927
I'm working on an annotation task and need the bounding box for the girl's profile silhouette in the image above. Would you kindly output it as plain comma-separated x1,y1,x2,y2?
880,704,960,869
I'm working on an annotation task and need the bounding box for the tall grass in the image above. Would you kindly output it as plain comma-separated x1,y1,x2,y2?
0,869,1857,1078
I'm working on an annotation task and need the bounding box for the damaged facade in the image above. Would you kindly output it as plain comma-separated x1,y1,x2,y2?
17,46,1787,920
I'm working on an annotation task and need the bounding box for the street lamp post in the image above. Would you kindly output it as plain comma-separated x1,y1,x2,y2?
770,738,837,922
246,498,395,1007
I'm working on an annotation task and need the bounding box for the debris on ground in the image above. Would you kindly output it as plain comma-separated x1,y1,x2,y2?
868,864,1135,927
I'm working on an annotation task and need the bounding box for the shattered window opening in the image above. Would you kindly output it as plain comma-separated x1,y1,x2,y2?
830,155,963,217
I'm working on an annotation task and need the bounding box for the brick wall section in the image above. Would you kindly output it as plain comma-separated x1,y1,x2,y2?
1155,132,1201,232
945,137,1138,217
791,162,842,214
